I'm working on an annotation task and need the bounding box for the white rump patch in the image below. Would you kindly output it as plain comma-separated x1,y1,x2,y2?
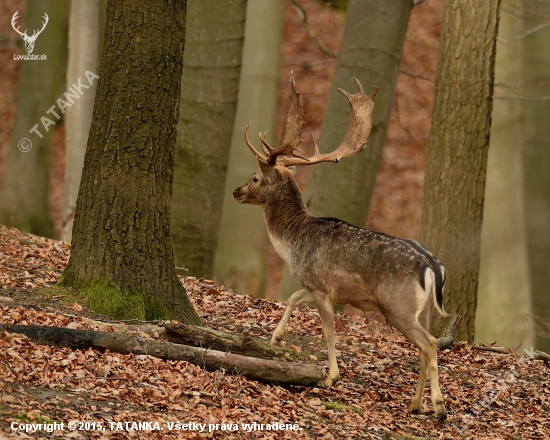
415,267,434,320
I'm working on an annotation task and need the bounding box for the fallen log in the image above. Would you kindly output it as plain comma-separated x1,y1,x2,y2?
436,314,462,350
165,323,299,361
470,344,509,354
535,350,550,364
0,324,323,386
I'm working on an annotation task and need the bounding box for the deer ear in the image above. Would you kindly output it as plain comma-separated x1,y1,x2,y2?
258,159,274,176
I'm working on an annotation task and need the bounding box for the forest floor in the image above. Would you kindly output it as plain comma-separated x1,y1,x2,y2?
1,226,549,439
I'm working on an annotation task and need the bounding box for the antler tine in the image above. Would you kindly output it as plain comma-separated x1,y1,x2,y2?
277,79,377,167
244,126,268,163
266,72,305,165
259,132,274,156
32,13,49,38
11,10,25,36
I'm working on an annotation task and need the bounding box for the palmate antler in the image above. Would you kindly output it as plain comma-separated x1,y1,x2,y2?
245,74,377,167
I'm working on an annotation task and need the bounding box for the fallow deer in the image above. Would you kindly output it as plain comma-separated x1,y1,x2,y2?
233,75,449,421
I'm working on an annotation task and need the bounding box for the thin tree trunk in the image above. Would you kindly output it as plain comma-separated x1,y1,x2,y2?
0,0,69,238
278,0,413,300
172,0,246,278
60,0,201,325
62,0,101,242
476,8,533,351
523,12,550,353
214,0,283,297
420,0,501,342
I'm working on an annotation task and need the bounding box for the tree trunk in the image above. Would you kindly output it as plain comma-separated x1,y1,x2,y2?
171,0,246,279
278,0,413,300
62,0,101,242
60,0,201,325
0,0,69,238
420,0,501,342
214,0,283,297
476,8,533,351
523,12,550,353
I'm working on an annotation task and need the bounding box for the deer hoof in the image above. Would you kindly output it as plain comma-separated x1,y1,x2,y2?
270,334,283,346
407,402,422,414
434,401,447,421
324,373,340,388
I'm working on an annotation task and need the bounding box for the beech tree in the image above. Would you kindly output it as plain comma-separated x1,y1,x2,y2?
61,0,101,241
60,0,201,325
522,8,550,352
476,8,532,351
420,0,501,342
171,0,246,278
214,0,283,297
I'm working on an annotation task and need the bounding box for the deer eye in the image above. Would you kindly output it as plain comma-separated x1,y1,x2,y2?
252,176,259,183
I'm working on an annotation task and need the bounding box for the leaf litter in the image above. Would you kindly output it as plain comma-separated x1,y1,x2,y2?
1,228,549,439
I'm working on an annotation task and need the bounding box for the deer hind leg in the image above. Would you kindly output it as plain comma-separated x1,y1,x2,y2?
271,289,313,346
409,304,434,413
402,323,446,421
408,349,428,413
311,290,339,387
383,289,446,421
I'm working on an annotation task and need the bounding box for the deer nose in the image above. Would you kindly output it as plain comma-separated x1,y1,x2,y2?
232,188,239,197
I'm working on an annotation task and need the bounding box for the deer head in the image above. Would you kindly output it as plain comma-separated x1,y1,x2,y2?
234,74,377,206
12,11,49,54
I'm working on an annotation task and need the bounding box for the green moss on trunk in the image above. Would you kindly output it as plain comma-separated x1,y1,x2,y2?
61,0,202,326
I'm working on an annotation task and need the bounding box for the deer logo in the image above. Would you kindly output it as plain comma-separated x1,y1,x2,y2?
11,10,49,54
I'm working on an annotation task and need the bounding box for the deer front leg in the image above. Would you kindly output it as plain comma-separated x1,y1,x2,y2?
271,289,313,346
312,291,339,387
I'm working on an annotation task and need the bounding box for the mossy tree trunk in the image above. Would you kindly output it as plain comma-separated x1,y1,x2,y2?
214,0,283,297
0,0,68,238
278,0,413,300
420,0,501,342
476,7,533,351
522,9,550,353
60,0,201,325
172,0,246,279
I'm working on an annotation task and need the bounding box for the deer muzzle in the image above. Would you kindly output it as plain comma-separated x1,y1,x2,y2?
233,186,246,203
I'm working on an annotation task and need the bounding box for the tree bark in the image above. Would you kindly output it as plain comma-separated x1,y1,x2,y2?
214,0,284,297
476,7,533,352
60,0,201,325
0,0,69,238
61,0,101,242
420,0,501,342
278,0,413,300
172,0,246,279
0,324,323,386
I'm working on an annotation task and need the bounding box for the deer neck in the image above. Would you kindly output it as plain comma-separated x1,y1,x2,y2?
261,179,310,262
